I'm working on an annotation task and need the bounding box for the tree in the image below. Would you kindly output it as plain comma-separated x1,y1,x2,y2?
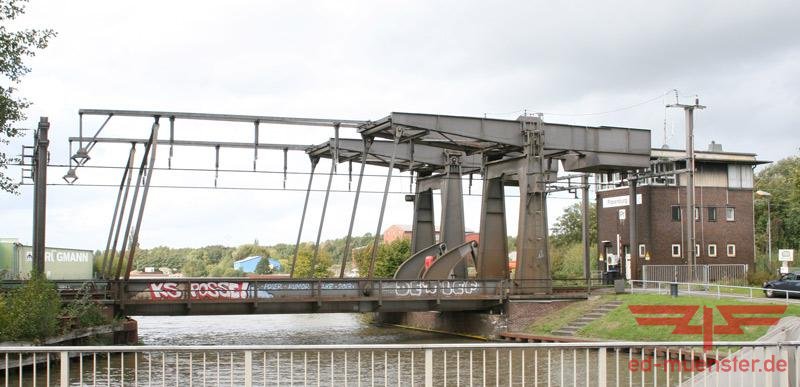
550,202,597,247
292,243,332,278
181,256,207,277
254,256,273,274
755,155,800,254
352,239,411,278
0,0,56,193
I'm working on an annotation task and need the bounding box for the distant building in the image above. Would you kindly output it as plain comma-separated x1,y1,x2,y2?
596,143,766,280
234,256,282,273
383,225,415,243
0,238,94,280
383,225,477,244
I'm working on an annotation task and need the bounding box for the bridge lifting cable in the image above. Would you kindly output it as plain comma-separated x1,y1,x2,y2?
113,119,160,288
310,124,340,275
100,143,136,280
366,129,402,283
289,156,319,278
339,137,371,278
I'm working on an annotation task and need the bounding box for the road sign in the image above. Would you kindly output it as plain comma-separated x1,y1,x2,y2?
779,249,794,262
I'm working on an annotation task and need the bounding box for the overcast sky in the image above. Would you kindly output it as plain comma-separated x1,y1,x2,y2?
2,1,799,251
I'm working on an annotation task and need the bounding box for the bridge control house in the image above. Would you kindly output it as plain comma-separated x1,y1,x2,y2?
596,142,766,281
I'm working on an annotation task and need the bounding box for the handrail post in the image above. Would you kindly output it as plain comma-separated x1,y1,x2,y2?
60,351,69,387
244,350,253,387
424,349,433,387
597,348,607,387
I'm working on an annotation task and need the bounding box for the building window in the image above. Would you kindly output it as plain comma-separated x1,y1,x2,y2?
708,207,717,222
671,244,681,258
672,206,681,222
695,244,701,257
727,244,736,257
726,207,735,221
708,244,717,257
638,244,646,258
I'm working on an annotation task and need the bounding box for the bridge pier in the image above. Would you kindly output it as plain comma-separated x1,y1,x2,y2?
375,298,582,340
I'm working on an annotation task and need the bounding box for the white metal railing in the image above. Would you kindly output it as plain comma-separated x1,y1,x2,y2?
630,279,800,304
642,264,749,285
1,342,799,386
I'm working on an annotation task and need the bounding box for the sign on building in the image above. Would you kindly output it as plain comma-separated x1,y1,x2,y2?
602,194,643,208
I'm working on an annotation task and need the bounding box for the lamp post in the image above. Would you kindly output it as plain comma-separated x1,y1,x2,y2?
756,190,772,261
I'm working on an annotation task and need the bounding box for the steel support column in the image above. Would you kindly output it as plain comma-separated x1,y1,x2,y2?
514,121,551,294
339,138,371,278
411,172,436,255
290,157,320,278
439,152,466,278
477,176,508,279
628,177,638,281
581,174,591,288
31,117,49,276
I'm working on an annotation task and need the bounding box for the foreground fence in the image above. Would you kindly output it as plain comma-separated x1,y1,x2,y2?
642,264,748,286
1,342,799,386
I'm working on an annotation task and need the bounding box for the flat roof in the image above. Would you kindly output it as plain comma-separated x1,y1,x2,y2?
651,148,769,165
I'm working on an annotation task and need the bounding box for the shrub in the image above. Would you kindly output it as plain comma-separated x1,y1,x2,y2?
748,270,774,287
0,274,61,342
62,284,110,328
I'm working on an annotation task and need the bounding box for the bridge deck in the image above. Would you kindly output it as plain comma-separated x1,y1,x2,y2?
1,278,591,316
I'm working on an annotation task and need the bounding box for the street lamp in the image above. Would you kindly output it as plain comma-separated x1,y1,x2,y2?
756,190,772,261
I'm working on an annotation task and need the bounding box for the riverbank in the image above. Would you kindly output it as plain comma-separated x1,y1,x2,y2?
519,292,800,342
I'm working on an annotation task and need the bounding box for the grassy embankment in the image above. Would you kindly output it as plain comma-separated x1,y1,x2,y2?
525,293,800,342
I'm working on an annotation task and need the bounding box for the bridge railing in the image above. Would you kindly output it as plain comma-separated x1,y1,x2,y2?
629,279,800,304
1,342,797,386
120,278,508,303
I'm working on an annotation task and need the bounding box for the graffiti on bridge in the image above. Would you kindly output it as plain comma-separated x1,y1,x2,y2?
143,280,488,300
148,282,250,300
390,280,483,297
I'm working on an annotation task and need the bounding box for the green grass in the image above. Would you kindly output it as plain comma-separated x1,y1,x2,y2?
523,292,798,342
577,293,800,342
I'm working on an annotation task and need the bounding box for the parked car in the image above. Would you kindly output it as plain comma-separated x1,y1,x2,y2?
763,272,800,298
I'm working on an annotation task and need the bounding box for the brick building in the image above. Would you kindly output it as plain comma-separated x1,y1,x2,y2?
596,143,766,280
383,224,478,244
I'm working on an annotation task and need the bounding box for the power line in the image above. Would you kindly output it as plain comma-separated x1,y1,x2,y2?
525,89,675,117
21,182,584,200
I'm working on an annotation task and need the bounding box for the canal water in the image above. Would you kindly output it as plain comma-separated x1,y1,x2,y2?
136,313,475,345
6,314,683,385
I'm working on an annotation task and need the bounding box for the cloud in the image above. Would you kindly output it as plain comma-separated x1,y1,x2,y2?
1,0,797,250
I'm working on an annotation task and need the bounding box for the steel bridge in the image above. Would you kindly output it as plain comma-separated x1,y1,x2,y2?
0,278,590,316
20,108,650,315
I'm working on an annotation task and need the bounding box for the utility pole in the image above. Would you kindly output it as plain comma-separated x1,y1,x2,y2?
32,117,50,276
668,98,705,271
581,174,591,289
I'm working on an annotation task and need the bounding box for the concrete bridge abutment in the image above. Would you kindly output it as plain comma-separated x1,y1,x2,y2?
375,299,580,339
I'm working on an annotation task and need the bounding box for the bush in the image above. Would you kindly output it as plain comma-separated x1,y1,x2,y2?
748,270,774,287
62,284,110,328
0,274,61,342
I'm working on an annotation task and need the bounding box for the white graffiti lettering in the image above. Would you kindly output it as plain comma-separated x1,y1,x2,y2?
147,282,250,300
390,281,482,297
